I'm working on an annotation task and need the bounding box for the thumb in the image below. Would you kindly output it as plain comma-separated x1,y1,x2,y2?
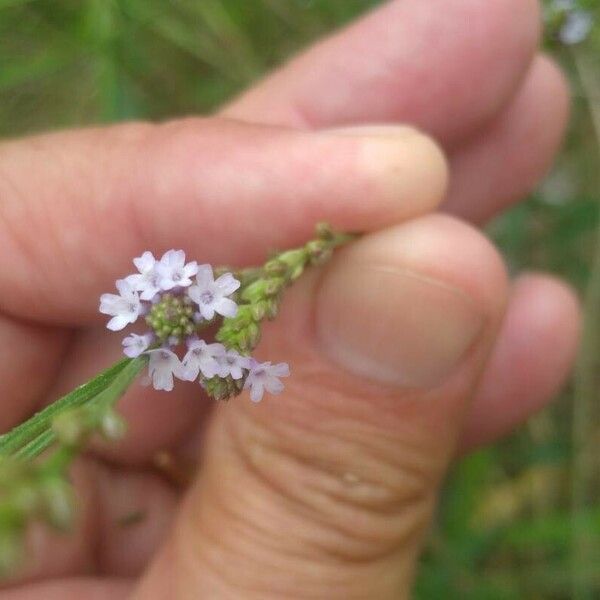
136,215,508,599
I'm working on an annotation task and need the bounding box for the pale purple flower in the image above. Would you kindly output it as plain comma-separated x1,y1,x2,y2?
560,10,593,45
181,339,226,380
122,333,153,358
126,251,162,300
188,265,240,320
146,348,184,391
244,361,290,403
99,279,141,331
218,350,253,380
156,250,198,291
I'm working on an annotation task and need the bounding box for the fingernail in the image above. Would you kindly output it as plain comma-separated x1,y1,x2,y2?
316,263,485,388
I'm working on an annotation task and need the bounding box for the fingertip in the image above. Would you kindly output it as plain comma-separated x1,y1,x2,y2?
316,214,509,388
535,52,572,137
326,125,449,218
225,0,542,142
446,53,572,221
512,272,581,361
460,272,581,451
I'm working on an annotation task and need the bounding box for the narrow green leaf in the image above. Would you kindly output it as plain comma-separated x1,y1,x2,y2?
0,359,131,457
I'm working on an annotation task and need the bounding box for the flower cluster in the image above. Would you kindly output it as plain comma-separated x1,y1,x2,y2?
99,250,289,402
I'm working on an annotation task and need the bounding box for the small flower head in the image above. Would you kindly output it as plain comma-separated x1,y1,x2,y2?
145,293,196,343
100,247,296,398
122,333,153,358
188,265,240,321
244,361,290,403
99,279,141,331
181,339,226,381
156,250,198,291
146,349,184,392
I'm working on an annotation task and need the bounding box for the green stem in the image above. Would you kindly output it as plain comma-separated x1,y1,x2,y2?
571,49,600,600
0,359,131,457
88,356,146,416
14,356,146,462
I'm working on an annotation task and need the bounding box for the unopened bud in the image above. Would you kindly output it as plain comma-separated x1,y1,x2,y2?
52,409,88,446
100,410,127,441
41,478,75,531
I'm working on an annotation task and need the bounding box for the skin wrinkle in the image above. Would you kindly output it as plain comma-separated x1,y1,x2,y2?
218,407,436,563
181,489,416,600
182,485,411,600
241,391,447,503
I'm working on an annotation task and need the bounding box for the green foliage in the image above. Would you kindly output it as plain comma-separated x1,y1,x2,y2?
1,0,600,597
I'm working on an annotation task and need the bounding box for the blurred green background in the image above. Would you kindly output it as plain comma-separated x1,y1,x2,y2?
1,1,600,598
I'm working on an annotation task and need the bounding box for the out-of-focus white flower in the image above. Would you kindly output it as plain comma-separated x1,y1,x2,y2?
560,9,594,45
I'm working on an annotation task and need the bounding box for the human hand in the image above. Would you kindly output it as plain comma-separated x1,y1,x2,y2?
1,1,579,598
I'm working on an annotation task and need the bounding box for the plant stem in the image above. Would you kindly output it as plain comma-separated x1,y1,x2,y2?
15,356,146,462
0,359,131,457
571,49,600,600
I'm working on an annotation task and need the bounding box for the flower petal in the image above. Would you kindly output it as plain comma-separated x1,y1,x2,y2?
249,382,265,403
99,293,120,315
115,278,135,297
133,251,155,273
183,261,199,278
271,362,291,378
215,297,238,318
194,264,214,289
215,273,241,296
107,314,130,331
264,377,285,396
161,249,185,268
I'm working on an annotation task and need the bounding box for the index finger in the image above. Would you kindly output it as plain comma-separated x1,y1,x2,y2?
0,119,446,323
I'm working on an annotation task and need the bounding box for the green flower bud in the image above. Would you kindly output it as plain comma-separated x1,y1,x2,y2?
315,221,335,240
100,410,128,441
306,240,333,266
146,294,196,343
241,280,268,303
52,409,89,447
265,277,285,296
250,301,267,321
41,478,75,531
264,260,287,276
